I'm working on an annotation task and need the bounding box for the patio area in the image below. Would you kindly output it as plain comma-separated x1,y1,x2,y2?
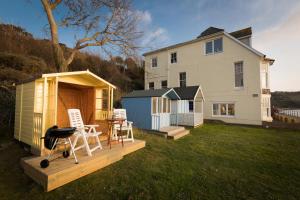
21,139,145,192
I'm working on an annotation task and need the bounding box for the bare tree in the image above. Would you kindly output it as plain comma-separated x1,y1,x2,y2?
41,0,141,72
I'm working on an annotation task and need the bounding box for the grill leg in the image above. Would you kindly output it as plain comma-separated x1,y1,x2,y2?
68,137,78,164
46,138,59,160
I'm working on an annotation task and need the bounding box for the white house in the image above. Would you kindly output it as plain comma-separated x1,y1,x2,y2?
143,27,274,125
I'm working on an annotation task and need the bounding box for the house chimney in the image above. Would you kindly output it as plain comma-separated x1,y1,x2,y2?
229,27,252,47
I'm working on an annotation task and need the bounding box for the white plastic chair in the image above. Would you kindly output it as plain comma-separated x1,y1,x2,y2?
68,109,102,156
113,109,134,142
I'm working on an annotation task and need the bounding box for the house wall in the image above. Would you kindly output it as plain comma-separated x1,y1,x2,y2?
145,34,264,125
122,97,152,130
14,82,35,145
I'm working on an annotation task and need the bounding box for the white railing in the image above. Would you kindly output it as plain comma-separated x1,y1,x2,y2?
33,112,43,149
278,109,300,118
152,115,160,130
95,110,112,120
151,113,170,130
171,113,203,127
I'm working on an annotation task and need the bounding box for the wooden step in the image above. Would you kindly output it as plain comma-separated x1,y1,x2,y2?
167,130,190,140
159,126,185,135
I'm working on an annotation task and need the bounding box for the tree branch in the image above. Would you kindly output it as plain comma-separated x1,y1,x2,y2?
50,0,62,10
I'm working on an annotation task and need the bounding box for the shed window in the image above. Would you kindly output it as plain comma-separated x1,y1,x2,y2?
163,98,167,113
189,101,194,113
95,89,108,120
152,97,157,114
153,97,170,114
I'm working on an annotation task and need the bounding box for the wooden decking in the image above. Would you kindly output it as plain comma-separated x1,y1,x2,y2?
159,126,190,140
21,139,145,192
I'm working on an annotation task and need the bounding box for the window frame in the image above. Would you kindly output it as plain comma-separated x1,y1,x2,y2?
170,52,177,64
179,72,186,87
149,82,154,90
214,38,223,53
161,80,168,89
152,97,171,114
212,102,235,118
151,57,158,68
152,97,158,114
95,88,108,120
205,37,223,55
188,101,194,113
234,61,244,89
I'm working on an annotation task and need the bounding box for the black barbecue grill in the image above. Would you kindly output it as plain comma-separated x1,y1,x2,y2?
40,126,78,168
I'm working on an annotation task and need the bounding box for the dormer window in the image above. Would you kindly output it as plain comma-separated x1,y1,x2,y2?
151,57,157,68
205,37,223,55
214,38,223,53
205,41,213,54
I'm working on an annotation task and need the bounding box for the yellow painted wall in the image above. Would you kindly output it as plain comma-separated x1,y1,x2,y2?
145,34,268,125
14,85,22,140
14,82,35,144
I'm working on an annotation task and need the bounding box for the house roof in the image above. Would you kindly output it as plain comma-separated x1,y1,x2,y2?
123,86,204,101
17,70,117,89
229,27,252,39
173,86,200,100
197,27,224,38
142,27,274,63
123,88,175,98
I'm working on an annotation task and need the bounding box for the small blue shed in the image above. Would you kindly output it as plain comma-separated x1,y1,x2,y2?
121,88,180,130
122,86,205,131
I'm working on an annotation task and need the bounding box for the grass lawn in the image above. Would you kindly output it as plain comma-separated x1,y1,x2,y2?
0,123,300,200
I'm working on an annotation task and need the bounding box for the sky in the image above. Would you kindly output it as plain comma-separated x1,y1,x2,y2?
0,0,299,91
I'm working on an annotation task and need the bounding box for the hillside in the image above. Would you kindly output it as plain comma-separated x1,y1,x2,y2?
271,91,300,108
0,23,144,132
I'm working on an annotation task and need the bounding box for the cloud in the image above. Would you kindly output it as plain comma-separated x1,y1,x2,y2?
140,27,169,48
135,10,170,52
253,4,300,91
135,10,152,25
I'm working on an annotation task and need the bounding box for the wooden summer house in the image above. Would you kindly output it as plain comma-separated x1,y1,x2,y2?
14,70,116,155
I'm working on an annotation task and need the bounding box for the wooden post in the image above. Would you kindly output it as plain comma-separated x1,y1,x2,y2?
18,84,24,140
41,77,47,154
107,86,111,113
111,88,114,111
54,77,58,125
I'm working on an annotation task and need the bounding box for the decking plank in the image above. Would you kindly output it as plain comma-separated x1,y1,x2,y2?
21,139,145,192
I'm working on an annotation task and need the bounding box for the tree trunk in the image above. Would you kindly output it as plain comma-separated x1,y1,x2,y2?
53,43,67,72
41,0,69,72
